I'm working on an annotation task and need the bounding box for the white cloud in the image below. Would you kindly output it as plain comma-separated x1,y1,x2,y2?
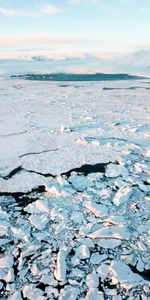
0,4,63,17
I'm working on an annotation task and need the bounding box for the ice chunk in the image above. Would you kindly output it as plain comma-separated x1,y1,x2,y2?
0,171,49,193
88,226,130,240
0,195,16,208
8,291,22,300
22,285,46,300
77,237,95,248
24,200,49,214
29,214,49,230
90,253,108,265
86,271,99,288
86,288,104,300
0,207,10,219
54,246,68,282
0,238,10,246
84,201,108,217
105,164,128,178
72,244,90,266
110,260,144,287
104,215,126,226
0,269,14,283
97,239,121,248
68,175,89,191
0,255,13,268
11,225,30,241
0,281,3,290
97,263,110,280
70,210,85,224
133,163,150,175
59,286,80,300
69,268,84,278
0,220,10,236
40,274,57,286
143,148,150,158
113,186,133,206
45,287,59,299
51,206,68,221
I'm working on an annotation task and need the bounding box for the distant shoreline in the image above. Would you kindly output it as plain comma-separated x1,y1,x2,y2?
11,73,146,81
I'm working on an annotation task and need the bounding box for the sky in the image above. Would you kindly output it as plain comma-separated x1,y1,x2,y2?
0,0,150,74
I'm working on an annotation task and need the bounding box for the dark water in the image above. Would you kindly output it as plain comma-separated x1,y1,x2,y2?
11,73,145,81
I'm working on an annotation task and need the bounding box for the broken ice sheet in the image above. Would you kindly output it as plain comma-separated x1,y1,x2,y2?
0,79,150,299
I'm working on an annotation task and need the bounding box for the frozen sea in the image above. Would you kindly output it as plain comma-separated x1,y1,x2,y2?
0,78,150,299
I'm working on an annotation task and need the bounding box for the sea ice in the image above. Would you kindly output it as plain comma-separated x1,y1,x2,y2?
0,78,149,299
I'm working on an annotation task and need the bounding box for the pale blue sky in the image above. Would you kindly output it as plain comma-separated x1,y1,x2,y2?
0,0,150,59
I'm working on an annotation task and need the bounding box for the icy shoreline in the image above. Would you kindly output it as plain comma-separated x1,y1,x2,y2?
0,79,150,299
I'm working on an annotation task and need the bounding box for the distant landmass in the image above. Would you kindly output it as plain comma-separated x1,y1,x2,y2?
11,73,145,81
